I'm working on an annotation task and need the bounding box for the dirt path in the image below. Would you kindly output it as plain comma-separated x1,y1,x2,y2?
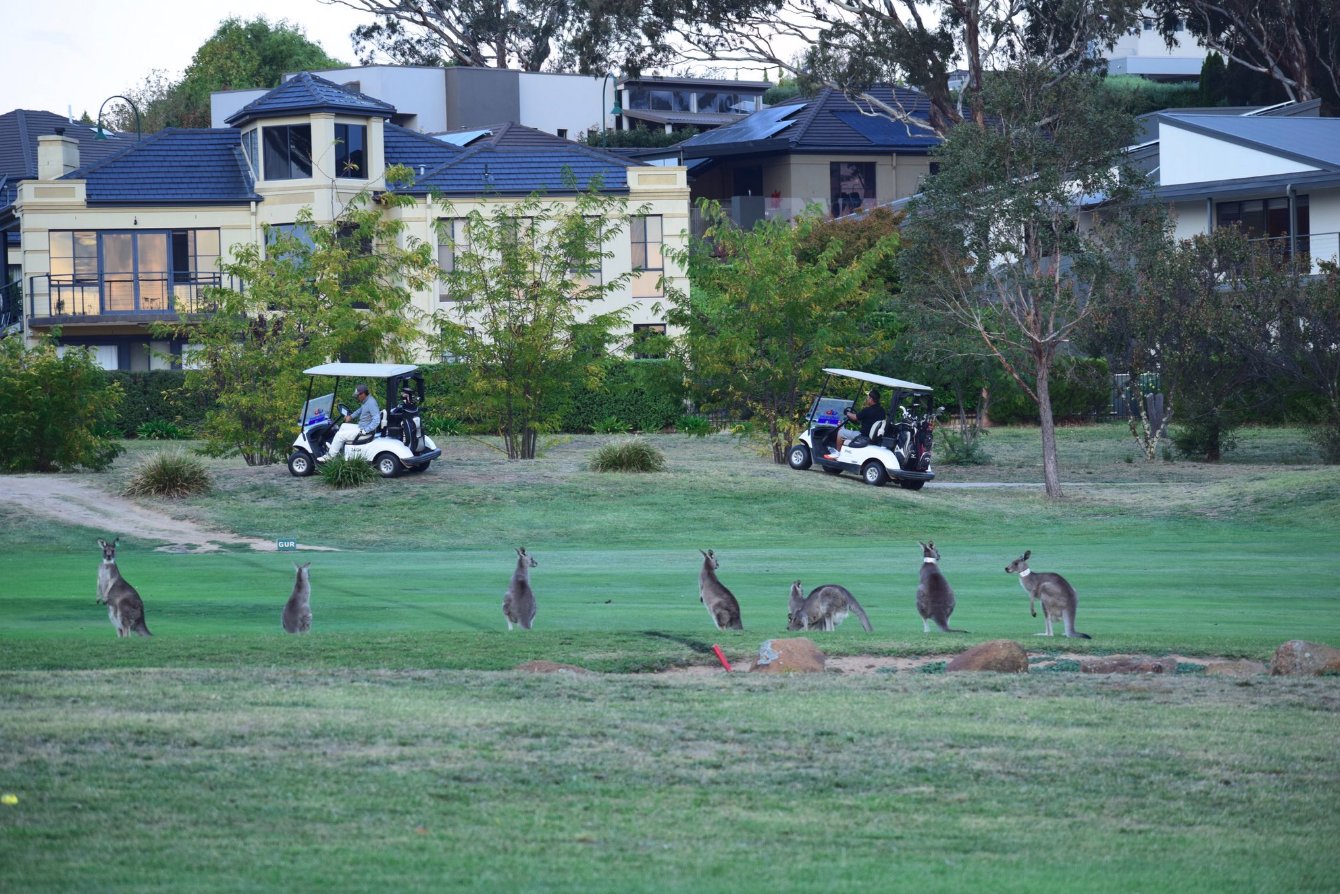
0,476,334,553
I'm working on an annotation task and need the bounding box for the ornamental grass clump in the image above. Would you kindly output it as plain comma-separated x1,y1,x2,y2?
123,451,211,499
319,454,378,489
589,438,666,473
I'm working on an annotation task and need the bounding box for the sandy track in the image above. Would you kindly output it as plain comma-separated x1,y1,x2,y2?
0,475,333,553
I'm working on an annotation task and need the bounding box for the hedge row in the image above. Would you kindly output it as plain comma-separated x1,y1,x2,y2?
104,370,211,437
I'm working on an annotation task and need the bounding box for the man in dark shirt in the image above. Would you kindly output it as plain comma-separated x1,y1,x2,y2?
826,388,886,459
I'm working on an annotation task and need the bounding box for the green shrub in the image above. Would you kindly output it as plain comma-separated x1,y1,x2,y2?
676,414,713,437
593,415,631,434
421,413,463,437
0,336,124,472
560,359,686,433
986,357,1111,425
938,428,991,465
589,438,667,473
123,451,211,498
136,419,192,440
105,370,212,437
319,454,378,489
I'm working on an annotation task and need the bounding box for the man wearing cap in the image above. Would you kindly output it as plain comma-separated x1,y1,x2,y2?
318,383,380,462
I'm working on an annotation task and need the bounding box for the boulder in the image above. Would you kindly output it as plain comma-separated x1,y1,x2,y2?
1080,655,1177,675
750,638,826,673
514,660,590,674
1203,659,1267,678
1269,641,1340,676
946,640,1028,673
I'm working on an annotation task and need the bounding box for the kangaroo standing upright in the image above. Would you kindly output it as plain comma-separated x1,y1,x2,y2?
503,547,538,630
95,538,152,637
916,541,965,633
282,563,313,633
698,549,743,630
1005,550,1090,638
788,580,873,632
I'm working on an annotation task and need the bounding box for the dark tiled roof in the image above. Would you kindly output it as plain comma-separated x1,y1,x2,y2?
225,71,396,126
0,109,136,209
66,129,260,205
677,86,940,157
409,143,630,196
383,122,464,174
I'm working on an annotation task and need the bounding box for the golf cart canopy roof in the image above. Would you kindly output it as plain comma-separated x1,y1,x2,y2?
823,368,933,394
303,362,420,378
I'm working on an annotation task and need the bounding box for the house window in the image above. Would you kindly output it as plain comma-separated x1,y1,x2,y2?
262,124,313,180
242,129,259,178
565,217,604,290
1217,195,1309,248
830,162,876,217
627,87,691,112
557,128,568,140
437,218,470,302
334,123,368,178
632,323,668,359
630,215,664,298
48,229,221,315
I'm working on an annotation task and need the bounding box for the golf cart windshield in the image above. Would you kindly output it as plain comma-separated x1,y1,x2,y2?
301,392,335,426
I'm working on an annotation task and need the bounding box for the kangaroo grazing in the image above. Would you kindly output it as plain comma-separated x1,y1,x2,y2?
698,549,743,630
1005,550,1090,638
503,547,538,630
282,563,313,633
788,580,873,632
916,541,965,633
95,538,152,637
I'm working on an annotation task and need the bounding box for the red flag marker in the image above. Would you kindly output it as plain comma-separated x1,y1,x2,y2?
712,644,733,672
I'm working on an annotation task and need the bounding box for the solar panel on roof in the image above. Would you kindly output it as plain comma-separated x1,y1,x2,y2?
831,109,935,146
681,103,807,147
436,129,492,147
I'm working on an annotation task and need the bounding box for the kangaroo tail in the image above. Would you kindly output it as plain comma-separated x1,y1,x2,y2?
132,621,153,637
847,596,873,632
1071,631,1091,639
935,618,967,633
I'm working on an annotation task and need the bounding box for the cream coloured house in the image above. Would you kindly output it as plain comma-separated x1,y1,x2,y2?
0,73,689,369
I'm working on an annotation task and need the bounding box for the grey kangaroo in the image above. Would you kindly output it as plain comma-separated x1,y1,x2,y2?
95,538,152,637
698,549,743,630
503,547,538,630
282,563,313,633
1005,550,1090,638
916,541,965,633
787,580,873,632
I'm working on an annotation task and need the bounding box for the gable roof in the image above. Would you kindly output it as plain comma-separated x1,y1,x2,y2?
675,86,941,159
1156,113,1340,172
64,128,259,205
225,71,397,126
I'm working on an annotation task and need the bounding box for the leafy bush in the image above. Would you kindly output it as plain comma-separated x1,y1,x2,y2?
136,419,192,440
985,357,1112,425
105,370,212,437
319,454,378,489
0,336,124,472
559,359,686,434
589,438,667,473
421,413,463,437
938,427,991,465
123,451,211,498
593,415,631,434
676,414,713,437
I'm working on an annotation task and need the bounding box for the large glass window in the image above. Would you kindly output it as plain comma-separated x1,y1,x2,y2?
830,162,876,217
1216,195,1309,241
242,129,259,178
437,218,470,302
630,215,663,299
47,229,221,316
627,87,691,112
335,123,367,179
262,124,313,180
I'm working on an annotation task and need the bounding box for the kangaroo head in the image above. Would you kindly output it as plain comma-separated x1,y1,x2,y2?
294,562,311,577
700,549,719,570
97,538,119,562
1005,550,1031,574
517,547,537,568
919,540,940,561
787,580,805,625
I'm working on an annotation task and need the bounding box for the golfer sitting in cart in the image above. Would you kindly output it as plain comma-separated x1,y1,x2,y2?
318,383,380,463
825,388,886,460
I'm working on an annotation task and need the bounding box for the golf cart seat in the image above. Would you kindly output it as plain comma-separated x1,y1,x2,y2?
350,410,388,446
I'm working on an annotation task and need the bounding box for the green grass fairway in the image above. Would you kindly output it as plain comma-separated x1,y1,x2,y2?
2,426,1338,892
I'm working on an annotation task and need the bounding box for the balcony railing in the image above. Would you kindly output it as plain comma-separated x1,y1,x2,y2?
1244,231,1340,276
27,272,234,322
690,194,838,236
1,278,21,335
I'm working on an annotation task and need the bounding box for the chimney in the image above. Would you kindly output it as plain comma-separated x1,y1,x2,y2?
37,133,81,180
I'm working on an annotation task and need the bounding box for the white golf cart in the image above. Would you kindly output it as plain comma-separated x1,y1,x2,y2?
787,368,940,489
287,362,441,478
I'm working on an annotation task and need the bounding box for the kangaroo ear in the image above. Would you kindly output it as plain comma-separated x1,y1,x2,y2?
1023,550,1031,560
707,549,715,558
97,539,107,549
516,547,525,556
113,537,120,547
928,541,935,549
918,541,927,550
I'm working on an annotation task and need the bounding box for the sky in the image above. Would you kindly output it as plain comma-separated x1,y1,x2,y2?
6,0,371,119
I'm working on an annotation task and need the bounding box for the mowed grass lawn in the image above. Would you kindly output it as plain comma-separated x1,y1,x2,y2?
2,425,1338,893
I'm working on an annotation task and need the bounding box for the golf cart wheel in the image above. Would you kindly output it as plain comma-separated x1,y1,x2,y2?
787,443,812,470
899,478,926,491
407,460,430,474
861,461,888,487
374,452,402,478
287,451,315,477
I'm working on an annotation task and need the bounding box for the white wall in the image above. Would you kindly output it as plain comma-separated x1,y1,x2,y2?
211,89,268,128
1159,122,1319,185
518,73,610,139
308,66,447,133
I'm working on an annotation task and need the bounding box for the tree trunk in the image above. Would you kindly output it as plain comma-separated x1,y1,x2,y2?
1036,359,1064,499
